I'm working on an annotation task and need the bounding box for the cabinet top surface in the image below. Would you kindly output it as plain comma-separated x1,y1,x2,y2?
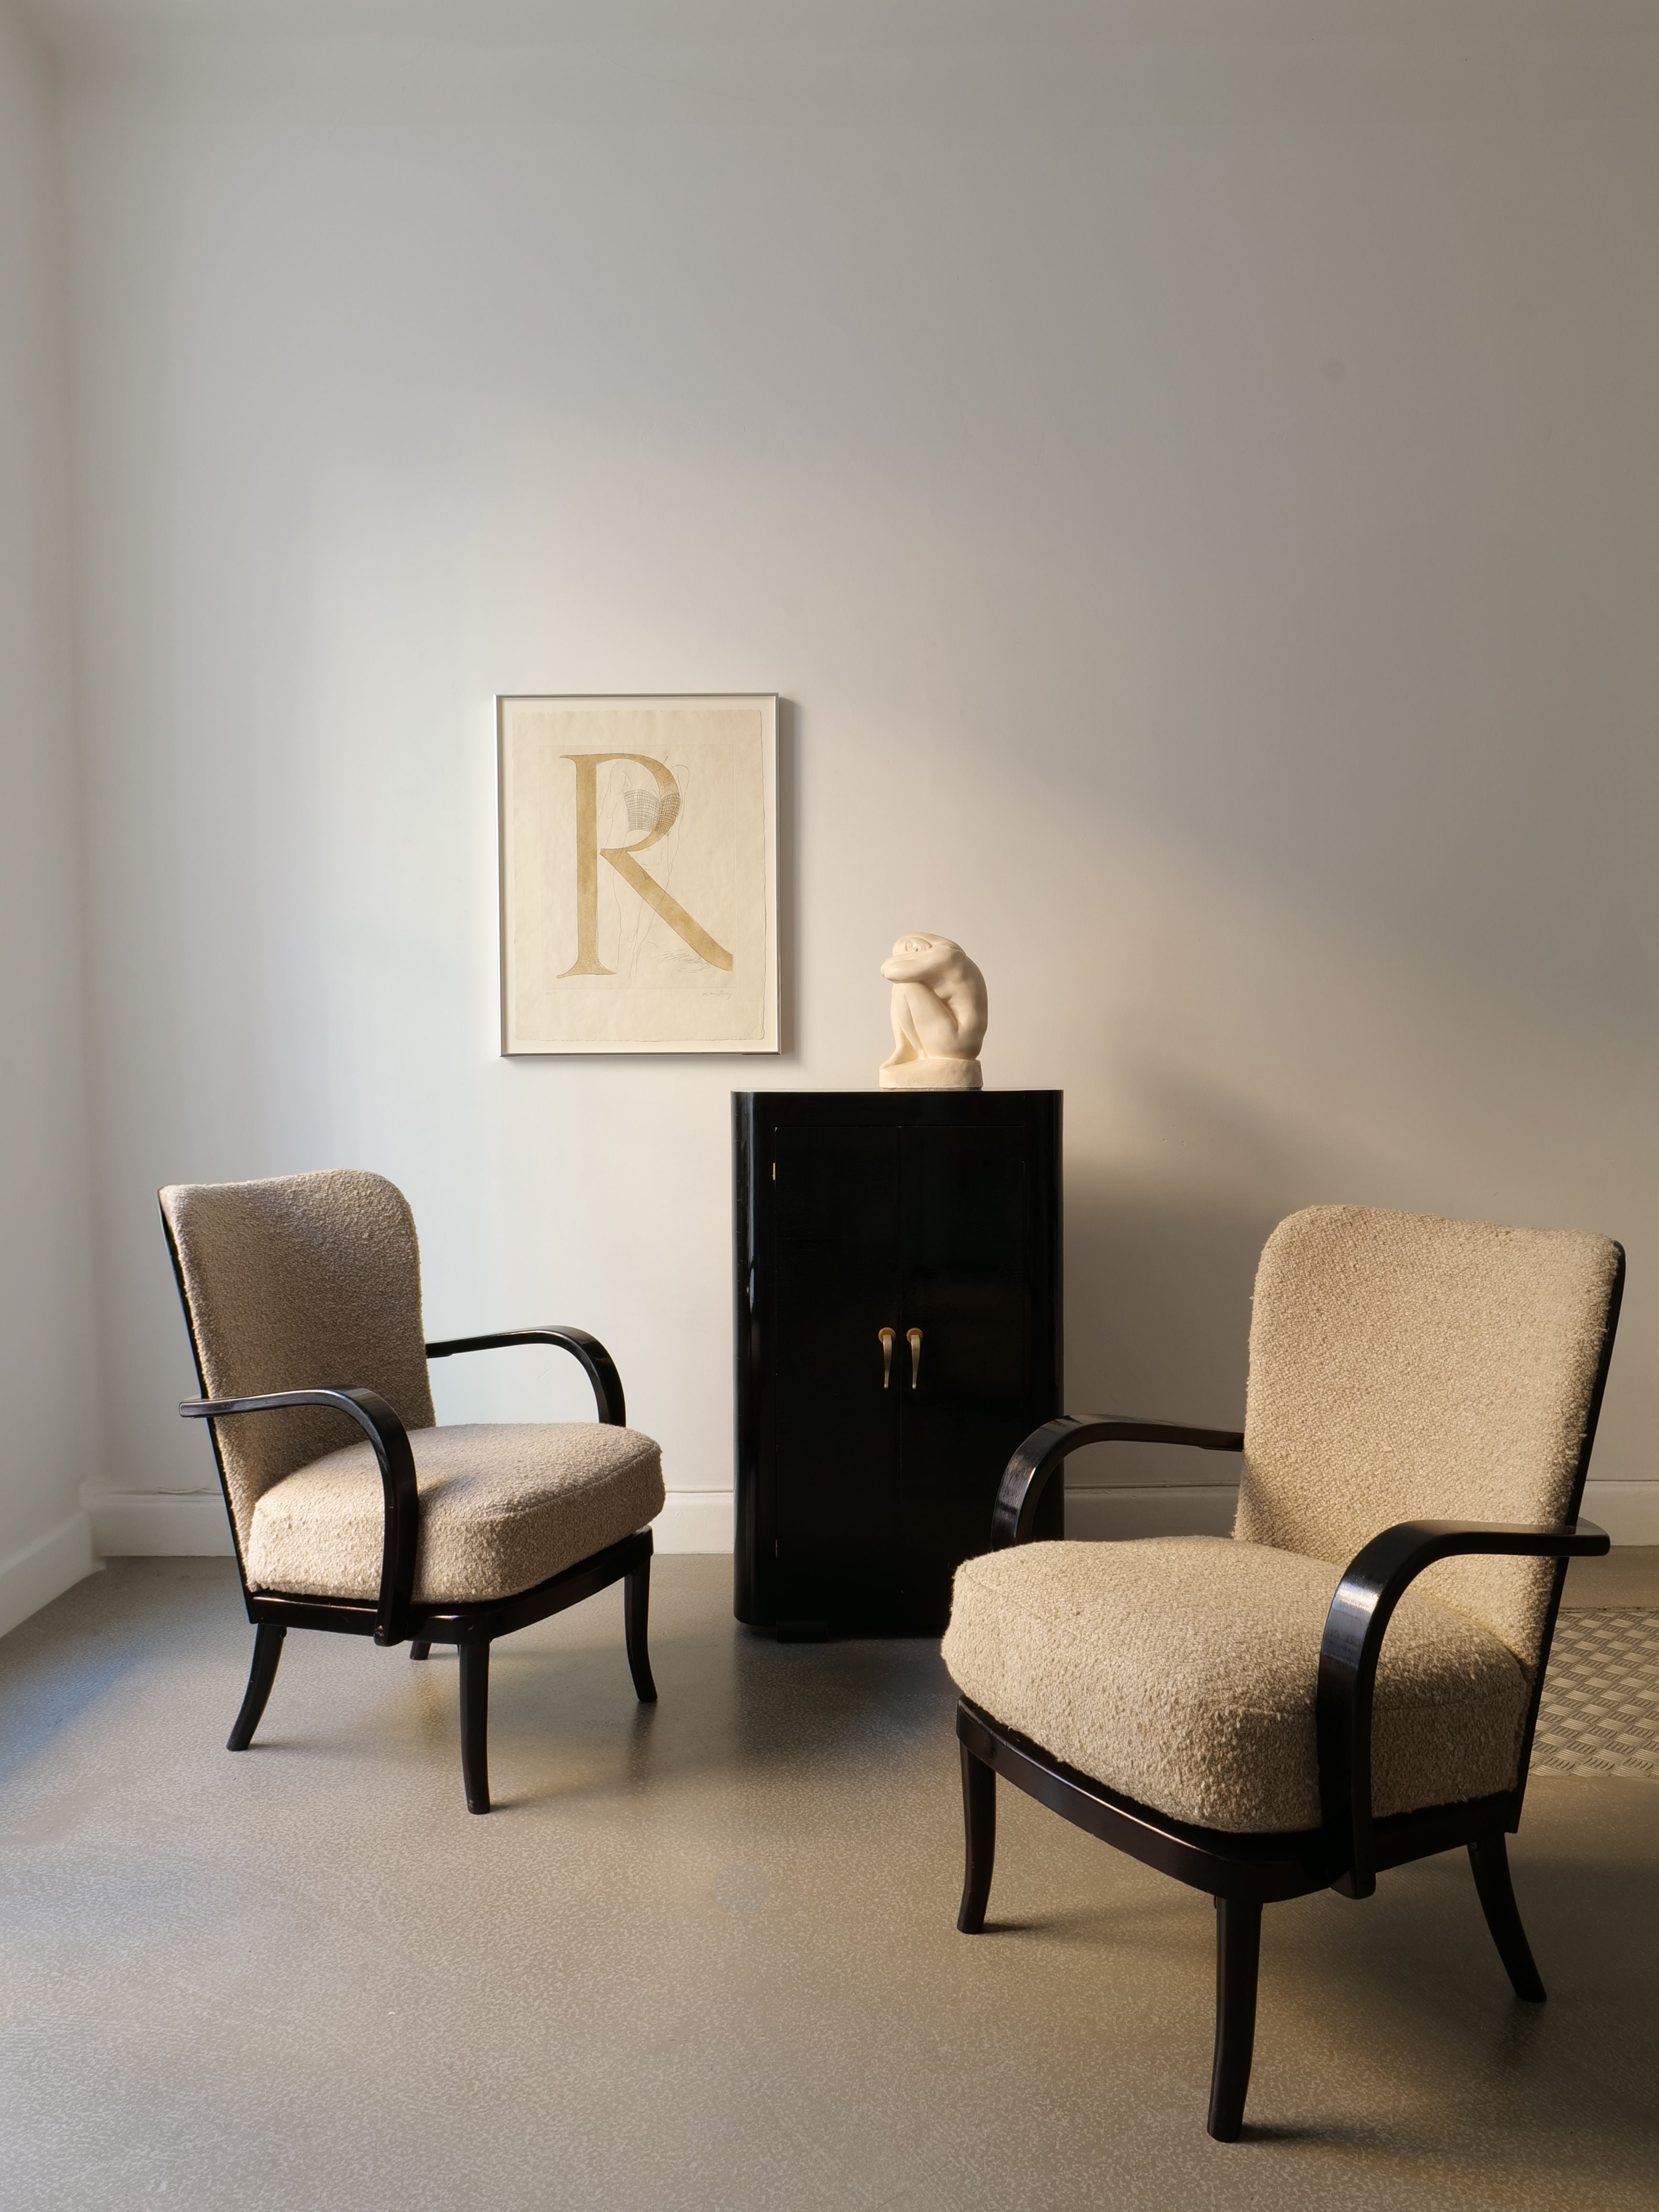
734,1090,1060,1099
734,1090,1061,1124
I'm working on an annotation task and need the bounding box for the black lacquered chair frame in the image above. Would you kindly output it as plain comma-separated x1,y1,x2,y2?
162,1206,657,1814
954,1249,1623,2141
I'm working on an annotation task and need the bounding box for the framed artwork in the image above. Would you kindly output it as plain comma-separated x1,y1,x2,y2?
497,693,780,1056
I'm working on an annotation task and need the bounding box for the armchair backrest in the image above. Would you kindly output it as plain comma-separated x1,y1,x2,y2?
1236,1205,1621,1665
160,1169,436,1551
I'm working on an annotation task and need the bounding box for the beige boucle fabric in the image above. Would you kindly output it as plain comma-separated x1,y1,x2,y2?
943,1537,1530,1833
162,1171,437,1552
246,1422,665,1604
1236,1206,1620,1666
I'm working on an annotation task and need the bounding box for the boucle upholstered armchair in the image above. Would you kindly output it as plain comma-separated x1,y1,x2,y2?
160,1169,665,1813
943,1205,1622,2139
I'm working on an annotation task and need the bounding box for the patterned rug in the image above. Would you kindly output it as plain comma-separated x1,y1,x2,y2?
1530,1610,1659,1779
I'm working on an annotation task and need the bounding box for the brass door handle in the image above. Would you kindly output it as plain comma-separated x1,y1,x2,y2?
879,1327,894,1388
907,1327,922,1389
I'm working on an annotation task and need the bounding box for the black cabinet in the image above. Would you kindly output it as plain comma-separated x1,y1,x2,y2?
733,1091,1062,1634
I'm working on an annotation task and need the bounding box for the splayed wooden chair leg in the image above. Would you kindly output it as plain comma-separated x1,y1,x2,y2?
227,1624,286,1751
1469,1834,1546,2002
957,1742,997,1934
623,1556,657,1704
458,1640,491,1813
1207,1895,1262,2142
409,1641,431,1661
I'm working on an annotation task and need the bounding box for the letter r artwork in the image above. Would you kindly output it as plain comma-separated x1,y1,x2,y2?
557,752,735,977
497,692,776,1054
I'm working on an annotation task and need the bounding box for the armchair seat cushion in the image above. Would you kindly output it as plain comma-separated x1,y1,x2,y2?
245,1423,664,1606
943,1536,1530,1834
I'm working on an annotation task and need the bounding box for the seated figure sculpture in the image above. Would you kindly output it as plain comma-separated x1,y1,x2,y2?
878,934,988,1090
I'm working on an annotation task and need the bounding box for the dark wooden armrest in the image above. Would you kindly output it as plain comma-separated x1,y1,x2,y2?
423,1327,625,1427
991,1414,1245,1549
180,1386,420,1648
1316,1516,1610,1898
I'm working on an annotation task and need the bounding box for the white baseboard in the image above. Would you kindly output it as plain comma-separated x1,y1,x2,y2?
82,1484,737,1558
1581,1480,1659,1546
82,1486,233,1556
655,1490,733,1553
0,1510,100,1638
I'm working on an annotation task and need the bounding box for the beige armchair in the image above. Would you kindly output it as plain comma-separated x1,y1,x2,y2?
943,1205,1622,2138
160,1168,665,1813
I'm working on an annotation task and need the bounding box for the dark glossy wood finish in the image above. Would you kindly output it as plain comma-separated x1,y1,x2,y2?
959,1698,1342,1903
220,1532,657,1815
734,1090,1062,1634
180,1385,421,1646
1468,1833,1546,2002
160,1194,657,1814
957,1737,996,1934
991,1414,1244,1550
426,1327,626,1427
232,1527,655,1647
624,1553,658,1703
459,1642,491,1814
403,1530,655,1646
227,1623,286,1752
1208,1898,1261,2143
957,1243,1624,2137
1316,1515,1611,1897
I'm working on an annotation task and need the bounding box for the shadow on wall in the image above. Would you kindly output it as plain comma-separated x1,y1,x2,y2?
1058,1058,1373,1489
1062,1181,1271,1489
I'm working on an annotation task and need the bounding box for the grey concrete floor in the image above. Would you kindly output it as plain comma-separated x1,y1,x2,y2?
2,1555,1656,2212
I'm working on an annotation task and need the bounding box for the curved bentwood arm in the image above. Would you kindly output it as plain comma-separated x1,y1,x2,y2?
992,1415,1246,1549
180,1388,419,1648
1317,1516,1610,1898
424,1328,626,1427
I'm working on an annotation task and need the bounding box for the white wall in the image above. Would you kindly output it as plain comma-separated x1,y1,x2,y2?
44,0,1659,1546
0,0,100,1627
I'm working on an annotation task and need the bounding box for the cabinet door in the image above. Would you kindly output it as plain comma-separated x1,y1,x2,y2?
771,1124,903,1623
898,1125,1034,1626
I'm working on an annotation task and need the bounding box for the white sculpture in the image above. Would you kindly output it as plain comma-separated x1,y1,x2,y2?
878,934,988,1090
